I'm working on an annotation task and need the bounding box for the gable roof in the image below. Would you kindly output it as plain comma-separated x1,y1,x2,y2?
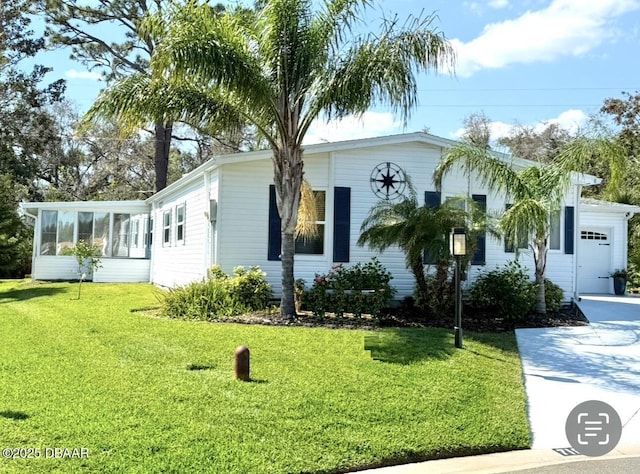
147,131,601,203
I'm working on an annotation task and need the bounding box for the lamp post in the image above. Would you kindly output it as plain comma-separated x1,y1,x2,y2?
451,227,467,349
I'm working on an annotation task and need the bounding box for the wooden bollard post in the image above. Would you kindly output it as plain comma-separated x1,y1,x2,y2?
234,345,250,381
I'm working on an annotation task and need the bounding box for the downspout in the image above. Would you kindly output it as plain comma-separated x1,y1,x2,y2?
573,184,582,302
203,171,211,276
148,202,157,284
624,211,634,270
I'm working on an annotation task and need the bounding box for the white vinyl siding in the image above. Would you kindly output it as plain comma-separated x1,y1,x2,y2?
149,179,208,288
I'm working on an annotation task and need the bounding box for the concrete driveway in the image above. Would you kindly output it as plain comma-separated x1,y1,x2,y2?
516,295,640,449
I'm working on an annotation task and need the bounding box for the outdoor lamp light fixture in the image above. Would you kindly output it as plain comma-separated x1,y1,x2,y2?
452,227,467,256
451,227,467,349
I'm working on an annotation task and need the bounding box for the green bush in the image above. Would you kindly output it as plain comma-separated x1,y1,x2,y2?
161,266,272,321
468,261,537,321
303,258,395,319
544,279,563,313
468,261,565,319
227,266,273,311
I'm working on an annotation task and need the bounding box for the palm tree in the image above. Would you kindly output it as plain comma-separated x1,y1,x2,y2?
92,0,455,318
433,140,623,314
357,185,468,309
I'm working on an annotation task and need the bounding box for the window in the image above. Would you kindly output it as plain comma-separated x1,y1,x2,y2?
132,219,140,248
145,217,154,247
40,211,58,255
163,210,171,246
176,204,185,243
57,211,75,255
78,212,94,245
549,210,561,250
295,191,325,255
112,214,130,257
93,213,110,256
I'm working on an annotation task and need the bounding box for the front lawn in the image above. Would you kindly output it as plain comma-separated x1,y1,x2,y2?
0,280,530,473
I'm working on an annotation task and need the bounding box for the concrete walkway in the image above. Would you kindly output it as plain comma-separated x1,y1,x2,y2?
515,295,640,449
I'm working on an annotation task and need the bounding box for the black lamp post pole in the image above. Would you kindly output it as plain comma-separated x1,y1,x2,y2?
454,255,463,349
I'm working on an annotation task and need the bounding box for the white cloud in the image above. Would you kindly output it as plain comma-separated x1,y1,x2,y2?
303,112,403,145
65,69,102,80
452,108,589,142
451,0,640,77
452,119,514,141
488,0,509,9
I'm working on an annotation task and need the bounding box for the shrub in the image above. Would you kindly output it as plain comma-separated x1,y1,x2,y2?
467,261,536,321
303,258,395,319
468,262,565,319
161,265,272,321
544,279,563,313
226,266,273,311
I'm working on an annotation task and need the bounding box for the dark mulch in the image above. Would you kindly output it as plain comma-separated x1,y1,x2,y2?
379,304,590,332
223,304,590,332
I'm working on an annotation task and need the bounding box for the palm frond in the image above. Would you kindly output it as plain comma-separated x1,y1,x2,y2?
295,179,320,240
434,142,527,199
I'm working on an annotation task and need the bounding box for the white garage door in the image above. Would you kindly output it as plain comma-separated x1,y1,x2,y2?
578,229,611,294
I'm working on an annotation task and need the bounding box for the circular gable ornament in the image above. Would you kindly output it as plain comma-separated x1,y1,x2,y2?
370,162,407,200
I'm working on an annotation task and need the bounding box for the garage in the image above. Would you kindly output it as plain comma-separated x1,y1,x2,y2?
578,199,640,294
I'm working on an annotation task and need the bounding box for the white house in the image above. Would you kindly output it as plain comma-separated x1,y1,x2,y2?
20,132,638,300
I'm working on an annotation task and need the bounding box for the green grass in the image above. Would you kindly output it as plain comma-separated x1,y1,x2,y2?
0,280,530,473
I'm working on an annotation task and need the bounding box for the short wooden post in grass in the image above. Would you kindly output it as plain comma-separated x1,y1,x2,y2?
234,346,250,381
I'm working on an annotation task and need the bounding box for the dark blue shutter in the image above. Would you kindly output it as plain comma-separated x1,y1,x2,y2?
424,191,441,264
504,203,514,253
268,185,281,261
564,206,575,254
333,187,351,262
471,194,486,265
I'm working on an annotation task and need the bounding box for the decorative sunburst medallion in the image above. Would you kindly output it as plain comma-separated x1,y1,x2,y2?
370,162,407,200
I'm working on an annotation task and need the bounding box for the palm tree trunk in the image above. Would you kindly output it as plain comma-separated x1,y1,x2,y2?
281,231,296,318
533,239,547,314
154,121,173,191
273,145,303,319
411,258,428,307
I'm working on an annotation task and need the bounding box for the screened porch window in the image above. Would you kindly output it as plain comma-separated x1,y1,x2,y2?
112,214,130,257
39,210,147,258
40,211,58,255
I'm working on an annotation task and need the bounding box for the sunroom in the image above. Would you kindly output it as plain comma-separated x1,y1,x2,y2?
20,201,152,282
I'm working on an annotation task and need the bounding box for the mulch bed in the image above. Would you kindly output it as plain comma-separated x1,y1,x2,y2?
223,304,590,332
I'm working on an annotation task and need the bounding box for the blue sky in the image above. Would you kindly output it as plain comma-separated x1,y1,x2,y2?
45,0,640,145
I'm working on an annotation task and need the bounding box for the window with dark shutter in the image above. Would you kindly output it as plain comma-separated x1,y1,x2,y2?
471,194,486,265
333,187,351,262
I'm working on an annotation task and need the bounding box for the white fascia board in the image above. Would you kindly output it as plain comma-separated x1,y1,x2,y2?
580,198,640,214
19,200,150,214
570,171,601,186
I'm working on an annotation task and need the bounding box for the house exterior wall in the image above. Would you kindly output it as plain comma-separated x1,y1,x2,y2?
212,140,580,301
24,134,605,304
149,177,210,288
